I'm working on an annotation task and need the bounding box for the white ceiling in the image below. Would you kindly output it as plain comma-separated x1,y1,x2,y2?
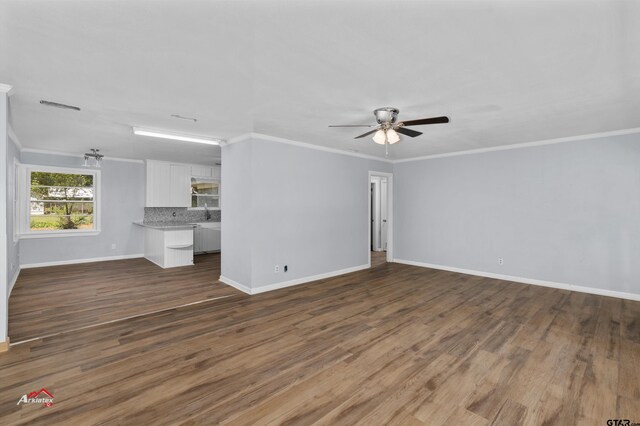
1,0,639,162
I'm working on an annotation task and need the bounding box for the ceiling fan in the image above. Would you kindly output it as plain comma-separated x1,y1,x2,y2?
329,107,449,155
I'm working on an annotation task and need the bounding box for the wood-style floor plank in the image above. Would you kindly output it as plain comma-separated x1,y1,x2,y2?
1,254,638,425
9,253,238,342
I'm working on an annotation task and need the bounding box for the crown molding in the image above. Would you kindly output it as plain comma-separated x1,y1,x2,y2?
20,148,145,164
393,127,640,163
7,125,23,150
226,132,394,163
0,83,14,95
226,133,252,145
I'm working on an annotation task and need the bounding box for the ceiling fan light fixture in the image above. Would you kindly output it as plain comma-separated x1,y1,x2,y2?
372,130,386,145
330,107,449,152
386,129,400,144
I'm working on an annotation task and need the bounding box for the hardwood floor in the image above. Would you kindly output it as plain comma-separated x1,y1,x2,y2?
370,250,387,268
9,253,238,343
2,259,639,424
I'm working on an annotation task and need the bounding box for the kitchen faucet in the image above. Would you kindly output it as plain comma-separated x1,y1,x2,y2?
204,204,212,221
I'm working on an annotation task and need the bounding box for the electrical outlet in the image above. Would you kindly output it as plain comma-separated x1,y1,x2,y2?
274,265,279,273
111,243,117,250
284,265,288,272
498,257,504,265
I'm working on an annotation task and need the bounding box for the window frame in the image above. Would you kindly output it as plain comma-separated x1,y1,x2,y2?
188,177,221,211
18,164,101,239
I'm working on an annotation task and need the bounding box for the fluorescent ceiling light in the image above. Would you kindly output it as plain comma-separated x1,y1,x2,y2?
133,127,221,145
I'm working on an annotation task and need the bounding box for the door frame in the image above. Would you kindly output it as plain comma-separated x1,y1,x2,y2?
368,171,393,265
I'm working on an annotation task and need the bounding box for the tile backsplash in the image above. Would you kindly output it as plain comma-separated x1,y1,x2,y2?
144,207,221,223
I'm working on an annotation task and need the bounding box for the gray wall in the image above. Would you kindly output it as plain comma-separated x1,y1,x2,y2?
19,152,145,265
222,137,392,290
394,133,640,295
6,133,20,290
221,140,254,287
0,92,7,342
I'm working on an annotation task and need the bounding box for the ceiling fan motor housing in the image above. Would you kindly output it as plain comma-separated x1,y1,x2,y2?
374,107,399,125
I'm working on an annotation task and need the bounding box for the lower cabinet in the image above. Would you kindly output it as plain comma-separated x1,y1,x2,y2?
144,228,194,268
194,223,221,254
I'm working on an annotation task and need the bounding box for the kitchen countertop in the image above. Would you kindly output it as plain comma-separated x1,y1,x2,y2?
133,220,220,230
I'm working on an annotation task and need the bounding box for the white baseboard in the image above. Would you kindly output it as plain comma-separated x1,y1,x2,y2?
393,259,640,302
219,275,252,295
220,263,370,295
21,253,144,269
8,267,20,296
252,264,370,294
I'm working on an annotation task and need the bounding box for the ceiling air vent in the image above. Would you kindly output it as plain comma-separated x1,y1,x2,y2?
39,100,81,111
170,114,197,122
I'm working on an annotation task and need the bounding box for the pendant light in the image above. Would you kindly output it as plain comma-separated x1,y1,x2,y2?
83,149,104,168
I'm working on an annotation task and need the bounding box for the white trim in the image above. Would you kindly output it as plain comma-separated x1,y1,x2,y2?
19,147,220,166
21,253,144,269
252,264,371,294
20,148,145,164
20,164,101,238
220,264,371,295
8,267,20,297
7,125,22,150
368,171,393,264
0,83,14,95
23,163,102,174
19,231,101,239
219,275,252,295
226,132,394,163
225,133,252,145
393,259,640,302
393,127,640,163
13,159,19,243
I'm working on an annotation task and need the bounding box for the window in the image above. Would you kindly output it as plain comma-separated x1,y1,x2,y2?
19,165,100,237
190,178,220,208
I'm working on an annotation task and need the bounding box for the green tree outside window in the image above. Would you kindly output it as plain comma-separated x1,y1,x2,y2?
30,172,95,231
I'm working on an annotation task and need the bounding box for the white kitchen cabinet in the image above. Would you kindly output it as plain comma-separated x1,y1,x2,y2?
169,164,191,207
190,178,220,208
191,165,213,178
212,165,221,179
191,165,221,179
193,222,221,254
146,161,171,207
144,227,194,268
203,227,221,251
146,160,190,207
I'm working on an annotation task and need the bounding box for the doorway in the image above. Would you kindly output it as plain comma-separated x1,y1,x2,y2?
368,171,393,267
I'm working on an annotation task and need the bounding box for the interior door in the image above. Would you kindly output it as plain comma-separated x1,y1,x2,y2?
380,178,388,251
371,178,381,251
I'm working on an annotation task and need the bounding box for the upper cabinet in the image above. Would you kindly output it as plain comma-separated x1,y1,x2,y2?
191,165,221,180
212,165,221,180
146,160,220,208
169,164,191,207
191,178,220,208
146,161,173,207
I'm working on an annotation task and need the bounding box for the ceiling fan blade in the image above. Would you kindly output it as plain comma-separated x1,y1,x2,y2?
328,124,376,128
395,127,423,138
354,129,379,139
400,116,449,126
